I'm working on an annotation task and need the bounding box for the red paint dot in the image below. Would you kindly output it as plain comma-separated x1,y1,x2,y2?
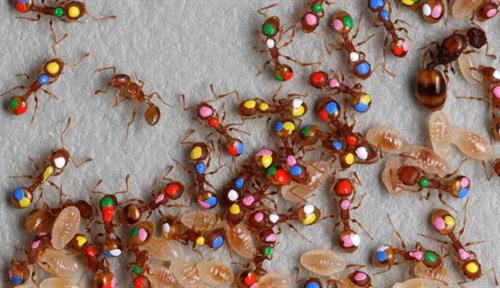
227,144,238,157
244,273,257,285
134,276,148,288
310,71,328,88
346,135,357,146
274,169,290,185
165,183,182,199
16,3,29,12
318,109,329,122
283,71,294,81
391,46,405,57
208,117,219,127
16,103,27,115
336,179,353,196
102,206,114,223
86,245,97,257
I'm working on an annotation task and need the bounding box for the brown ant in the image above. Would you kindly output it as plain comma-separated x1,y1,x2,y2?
94,66,170,140
297,0,333,33
128,247,152,288
181,85,246,157
256,3,319,82
9,117,91,209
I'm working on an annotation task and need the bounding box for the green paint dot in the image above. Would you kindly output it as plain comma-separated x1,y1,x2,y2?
425,250,437,263
302,127,311,136
312,3,322,13
343,15,353,29
99,196,114,207
9,98,18,110
267,166,277,176
54,7,64,18
130,226,139,237
419,178,429,188
133,264,142,276
262,23,276,36
273,74,284,81
264,246,273,257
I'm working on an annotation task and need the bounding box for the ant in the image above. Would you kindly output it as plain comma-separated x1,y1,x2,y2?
182,85,245,157
129,247,152,288
91,175,130,258
309,70,372,113
296,0,333,33
399,0,446,23
10,117,91,209
221,170,255,207
118,166,185,225
254,148,291,186
330,173,373,252
128,220,155,248
474,0,499,21
421,200,499,285
2,47,89,122
256,3,319,81
367,0,411,59
238,86,308,120
371,214,444,274
94,66,170,140
328,10,392,79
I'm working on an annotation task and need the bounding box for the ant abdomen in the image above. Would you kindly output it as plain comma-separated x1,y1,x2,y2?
144,105,160,126
7,96,27,115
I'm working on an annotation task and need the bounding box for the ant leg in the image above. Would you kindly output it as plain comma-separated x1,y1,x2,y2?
49,20,68,56
351,194,366,210
437,193,458,214
280,54,320,66
112,90,126,107
257,3,278,17
256,59,273,76
148,92,172,107
483,268,499,286
15,14,41,21
484,42,497,60
41,88,59,100
458,198,470,238
386,213,408,250
355,33,375,47
352,15,363,40
125,106,138,142
66,53,91,67
86,11,117,21
418,233,450,246
16,73,31,80
31,94,39,123
180,94,195,111
286,223,313,244
210,83,240,100
1,85,25,97
462,240,485,248
279,25,296,48
455,95,484,101
351,218,374,239
394,19,415,29
180,128,196,145
94,66,116,75
71,156,92,169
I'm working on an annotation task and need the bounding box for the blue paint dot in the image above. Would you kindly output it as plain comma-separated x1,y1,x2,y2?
325,101,338,114
38,74,49,85
274,121,284,132
354,103,369,112
332,140,343,150
204,196,217,208
305,282,321,288
14,187,24,201
10,275,23,285
458,188,468,199
236,141,244,155
195,163,206,174
235,178,244,189
376,250,387,262
212,235,224,249
370,0,385,10
290,165,302,176
357,62,371,75
103,251,112,257
380,9,390,21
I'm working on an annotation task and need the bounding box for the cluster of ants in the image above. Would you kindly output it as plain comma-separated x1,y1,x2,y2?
3,0,500,288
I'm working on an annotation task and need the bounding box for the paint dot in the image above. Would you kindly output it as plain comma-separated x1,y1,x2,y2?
304,13,318,26
46,61,60,75
68,6,81,18
212,236,224,249
198,106,213,118
243,100,256,109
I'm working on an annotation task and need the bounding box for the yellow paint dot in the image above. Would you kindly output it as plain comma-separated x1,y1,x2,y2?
19,198,31,208
190,146,202,160
465,262,479,274
401,0,416,5
68,6,81,18
283,121,295,131
243,100,256,109
292,105,305,117
302,213,317,225
42,166,54,182
259,102,269,111
261,155,273,168
229,203,241,215
444,215,455,228
195,236,205,246
362,94,371,104
46,61,60,75
345,153,354,165
76,235,87,247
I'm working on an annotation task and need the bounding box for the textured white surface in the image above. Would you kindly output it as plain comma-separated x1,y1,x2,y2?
0,0,499,287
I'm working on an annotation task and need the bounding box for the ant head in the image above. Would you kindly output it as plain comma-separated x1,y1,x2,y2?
422,249,442,268
302,11,320,33
273,64,294,81
25,208,52,233
397,165,421,186
235,270,259,288
316,96,340,123
15,0,33,13
110,74,130,87
50,149,71,170
7,96,27,115
44,59,64,78
352,92,372,113
372,245,395,267
462,259,482,280
102,238,122,257
226,139,245,157
347,270,372,287
330,10,354,35
206,229,225,249
353,60,372,79
309,70,329,89
11,187,33,209
293,124,321,146
430,209,456,235
129,221,154,247
297,203,321,225
196,191,218,209
273,118,298,139
144,104,161,126
239,99,259,117
390,38,409,58
334,178,354,197
8,260,30,286
262,16,280,37
290,163,309,183
339,229,360,252
119,202,142,225
466,27,487,49
163,181,184,200
190,142,209,161
160,216,183,239
64,1,86,21
75,200,93,219
446,176,470,199
196,102,215,120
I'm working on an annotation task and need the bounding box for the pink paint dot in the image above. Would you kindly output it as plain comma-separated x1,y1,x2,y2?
266,233,278,243
433,217,445,230
341,234,353,247
286,155,297,167
340,199,350,210
256,149,273,156
402,40,410,51
138,228,148,241
110,277,117,288
486,8,497,18
329,78,340,88
254,212,264,222
409,251,424,261
332,19,343,31
458,248,471,260
31,240,40,249
154,193,165,204
354,272,367,281
198,106,213,118
197,199,210,209
461,177,470,187
431,5,442,18
492,86,500,98
242,195,255,206
304,13,318,26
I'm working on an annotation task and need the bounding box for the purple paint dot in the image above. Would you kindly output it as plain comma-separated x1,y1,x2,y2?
254,212,264,222
256,149,273,156
486,8,497,18
433,217,445,230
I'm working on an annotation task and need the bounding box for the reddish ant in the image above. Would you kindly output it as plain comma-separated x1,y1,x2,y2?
330,173,373,252
10,117,91,209
398,0,446,23
253,148,292,186
94,66,170,140
182,85,245,157
297,0,333,33
309,70,372,113
421,200,499,285
474,0,499,21
91,175,130,258
257,3,319,82
129,247,152,288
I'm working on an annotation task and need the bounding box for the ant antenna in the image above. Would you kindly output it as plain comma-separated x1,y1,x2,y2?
60,117,72,147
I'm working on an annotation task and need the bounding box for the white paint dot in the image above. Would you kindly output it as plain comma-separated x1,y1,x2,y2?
227,189,239,201
422,4,431,16
355,147,368,160
266,39,275,49
54,157,66,169
349,52,360,62
303,204,315,215
269,213,280,224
